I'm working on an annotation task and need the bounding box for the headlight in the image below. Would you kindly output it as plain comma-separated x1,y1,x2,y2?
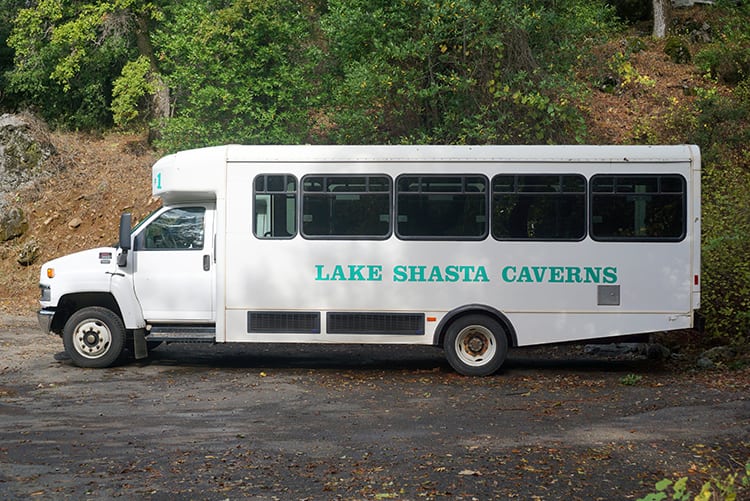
39,284,51,302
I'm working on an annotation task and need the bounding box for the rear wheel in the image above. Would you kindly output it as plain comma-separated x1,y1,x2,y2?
444,314,508,376
63,307,125,368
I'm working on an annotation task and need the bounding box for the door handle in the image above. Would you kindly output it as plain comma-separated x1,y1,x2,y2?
203,254,211,271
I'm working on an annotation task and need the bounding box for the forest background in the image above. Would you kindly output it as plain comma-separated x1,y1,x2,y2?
0,0,748,348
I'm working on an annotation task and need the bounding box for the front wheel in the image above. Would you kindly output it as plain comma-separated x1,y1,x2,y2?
63,307,125,368
444,314,508,376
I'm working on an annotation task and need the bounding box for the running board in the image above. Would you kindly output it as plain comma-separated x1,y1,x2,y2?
146,325,216,343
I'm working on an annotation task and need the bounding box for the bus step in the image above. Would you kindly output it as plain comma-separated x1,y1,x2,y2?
146,325,216,343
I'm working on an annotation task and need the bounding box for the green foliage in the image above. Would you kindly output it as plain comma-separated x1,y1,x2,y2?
152,0,320,151
111,55,155,126
608,51,656,90
638,461,750,501
692,82,750,344
620,374,642,386
694,1,750,84
5,0,142,128
664,36,691,65
320,0,617,144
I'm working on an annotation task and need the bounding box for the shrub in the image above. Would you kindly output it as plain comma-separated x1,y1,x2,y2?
664,36,691,64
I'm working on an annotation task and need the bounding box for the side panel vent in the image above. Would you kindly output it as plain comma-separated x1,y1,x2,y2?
327,312,424,335
247,312,321,333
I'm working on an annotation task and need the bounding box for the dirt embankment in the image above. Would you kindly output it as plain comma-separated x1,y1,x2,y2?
0,132,159,315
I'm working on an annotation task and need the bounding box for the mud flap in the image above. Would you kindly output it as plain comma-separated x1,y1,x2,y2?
133,329,148,360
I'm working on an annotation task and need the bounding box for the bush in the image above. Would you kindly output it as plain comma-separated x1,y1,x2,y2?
664,36,691,64
692,84,750,345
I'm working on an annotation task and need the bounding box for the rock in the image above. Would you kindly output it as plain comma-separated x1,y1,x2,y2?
646,343,671,360
68,217,82,229
696,357,715,369
17,239,40,266
664,36,691,64
584,342,644,356
699,345,737,364
0,207,29,242
0,113,56,200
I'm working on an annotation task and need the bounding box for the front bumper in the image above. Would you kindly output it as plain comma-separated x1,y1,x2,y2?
37,309,55,334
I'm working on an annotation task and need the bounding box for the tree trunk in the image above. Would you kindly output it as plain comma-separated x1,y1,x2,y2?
134,14,170,122
653,0,671,38
503,27,538,76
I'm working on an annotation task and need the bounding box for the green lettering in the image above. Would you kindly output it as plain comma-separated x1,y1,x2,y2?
315,265,327,281
331,265,346,281
501,266,516,282
445,265,460,282
584,267,601,283
603,266,618,284
428,266,444,282
549,267,564,283
532,266,547,282
566,267,582,283
348,265,365,281
368,265,383,281
518,266,533,283
459,266,473,281
475,266,489,282
393,265,407,282
410,266,426,282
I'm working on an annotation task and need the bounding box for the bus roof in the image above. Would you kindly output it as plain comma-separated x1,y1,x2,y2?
152,144,700,203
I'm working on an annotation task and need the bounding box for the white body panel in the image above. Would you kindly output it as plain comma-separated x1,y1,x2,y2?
216,146,699,346
39,145,700,350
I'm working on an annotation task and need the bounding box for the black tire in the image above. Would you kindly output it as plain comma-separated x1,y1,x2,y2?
443,314,508,376
62,307,125,368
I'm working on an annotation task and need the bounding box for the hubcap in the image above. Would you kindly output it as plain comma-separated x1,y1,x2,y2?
455,325,496,367
73,320,112,359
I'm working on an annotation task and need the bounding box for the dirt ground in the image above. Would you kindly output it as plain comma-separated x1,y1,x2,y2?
1,314,747,500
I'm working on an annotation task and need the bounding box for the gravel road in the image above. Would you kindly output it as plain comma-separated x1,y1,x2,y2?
1,314,748,500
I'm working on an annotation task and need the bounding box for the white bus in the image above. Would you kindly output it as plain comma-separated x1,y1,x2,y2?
38,145,701,376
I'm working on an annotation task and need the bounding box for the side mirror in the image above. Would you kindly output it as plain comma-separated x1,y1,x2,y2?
117,213,132,267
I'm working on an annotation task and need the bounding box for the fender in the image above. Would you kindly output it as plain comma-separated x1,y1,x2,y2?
109,250,146,329
433,304,518,347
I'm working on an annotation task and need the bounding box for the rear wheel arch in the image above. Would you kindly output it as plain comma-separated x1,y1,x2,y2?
433,304,517,348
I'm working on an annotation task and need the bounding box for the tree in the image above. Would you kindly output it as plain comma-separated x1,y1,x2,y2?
320,0,618,144
151,0,320,150
7,0,168,127
652,0,671,38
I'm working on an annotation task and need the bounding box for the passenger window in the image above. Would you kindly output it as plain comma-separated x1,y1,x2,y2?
396,175,488,240
301,175,391,239
492,174,586,240
135,207,205,250
254,174,297,239
590,174,686,240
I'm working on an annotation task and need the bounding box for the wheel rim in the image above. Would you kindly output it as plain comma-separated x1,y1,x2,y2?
72,319,112,359
454,325,496,367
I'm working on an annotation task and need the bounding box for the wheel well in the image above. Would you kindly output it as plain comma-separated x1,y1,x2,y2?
433,305,517,348
50,293,123,333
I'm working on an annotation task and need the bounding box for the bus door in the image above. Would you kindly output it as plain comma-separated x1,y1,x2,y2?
131,204,216,322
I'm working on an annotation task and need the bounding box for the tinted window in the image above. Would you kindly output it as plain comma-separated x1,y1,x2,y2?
591,174,686,240
301,175,391,238
396,175,488,239
492,174,586,240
